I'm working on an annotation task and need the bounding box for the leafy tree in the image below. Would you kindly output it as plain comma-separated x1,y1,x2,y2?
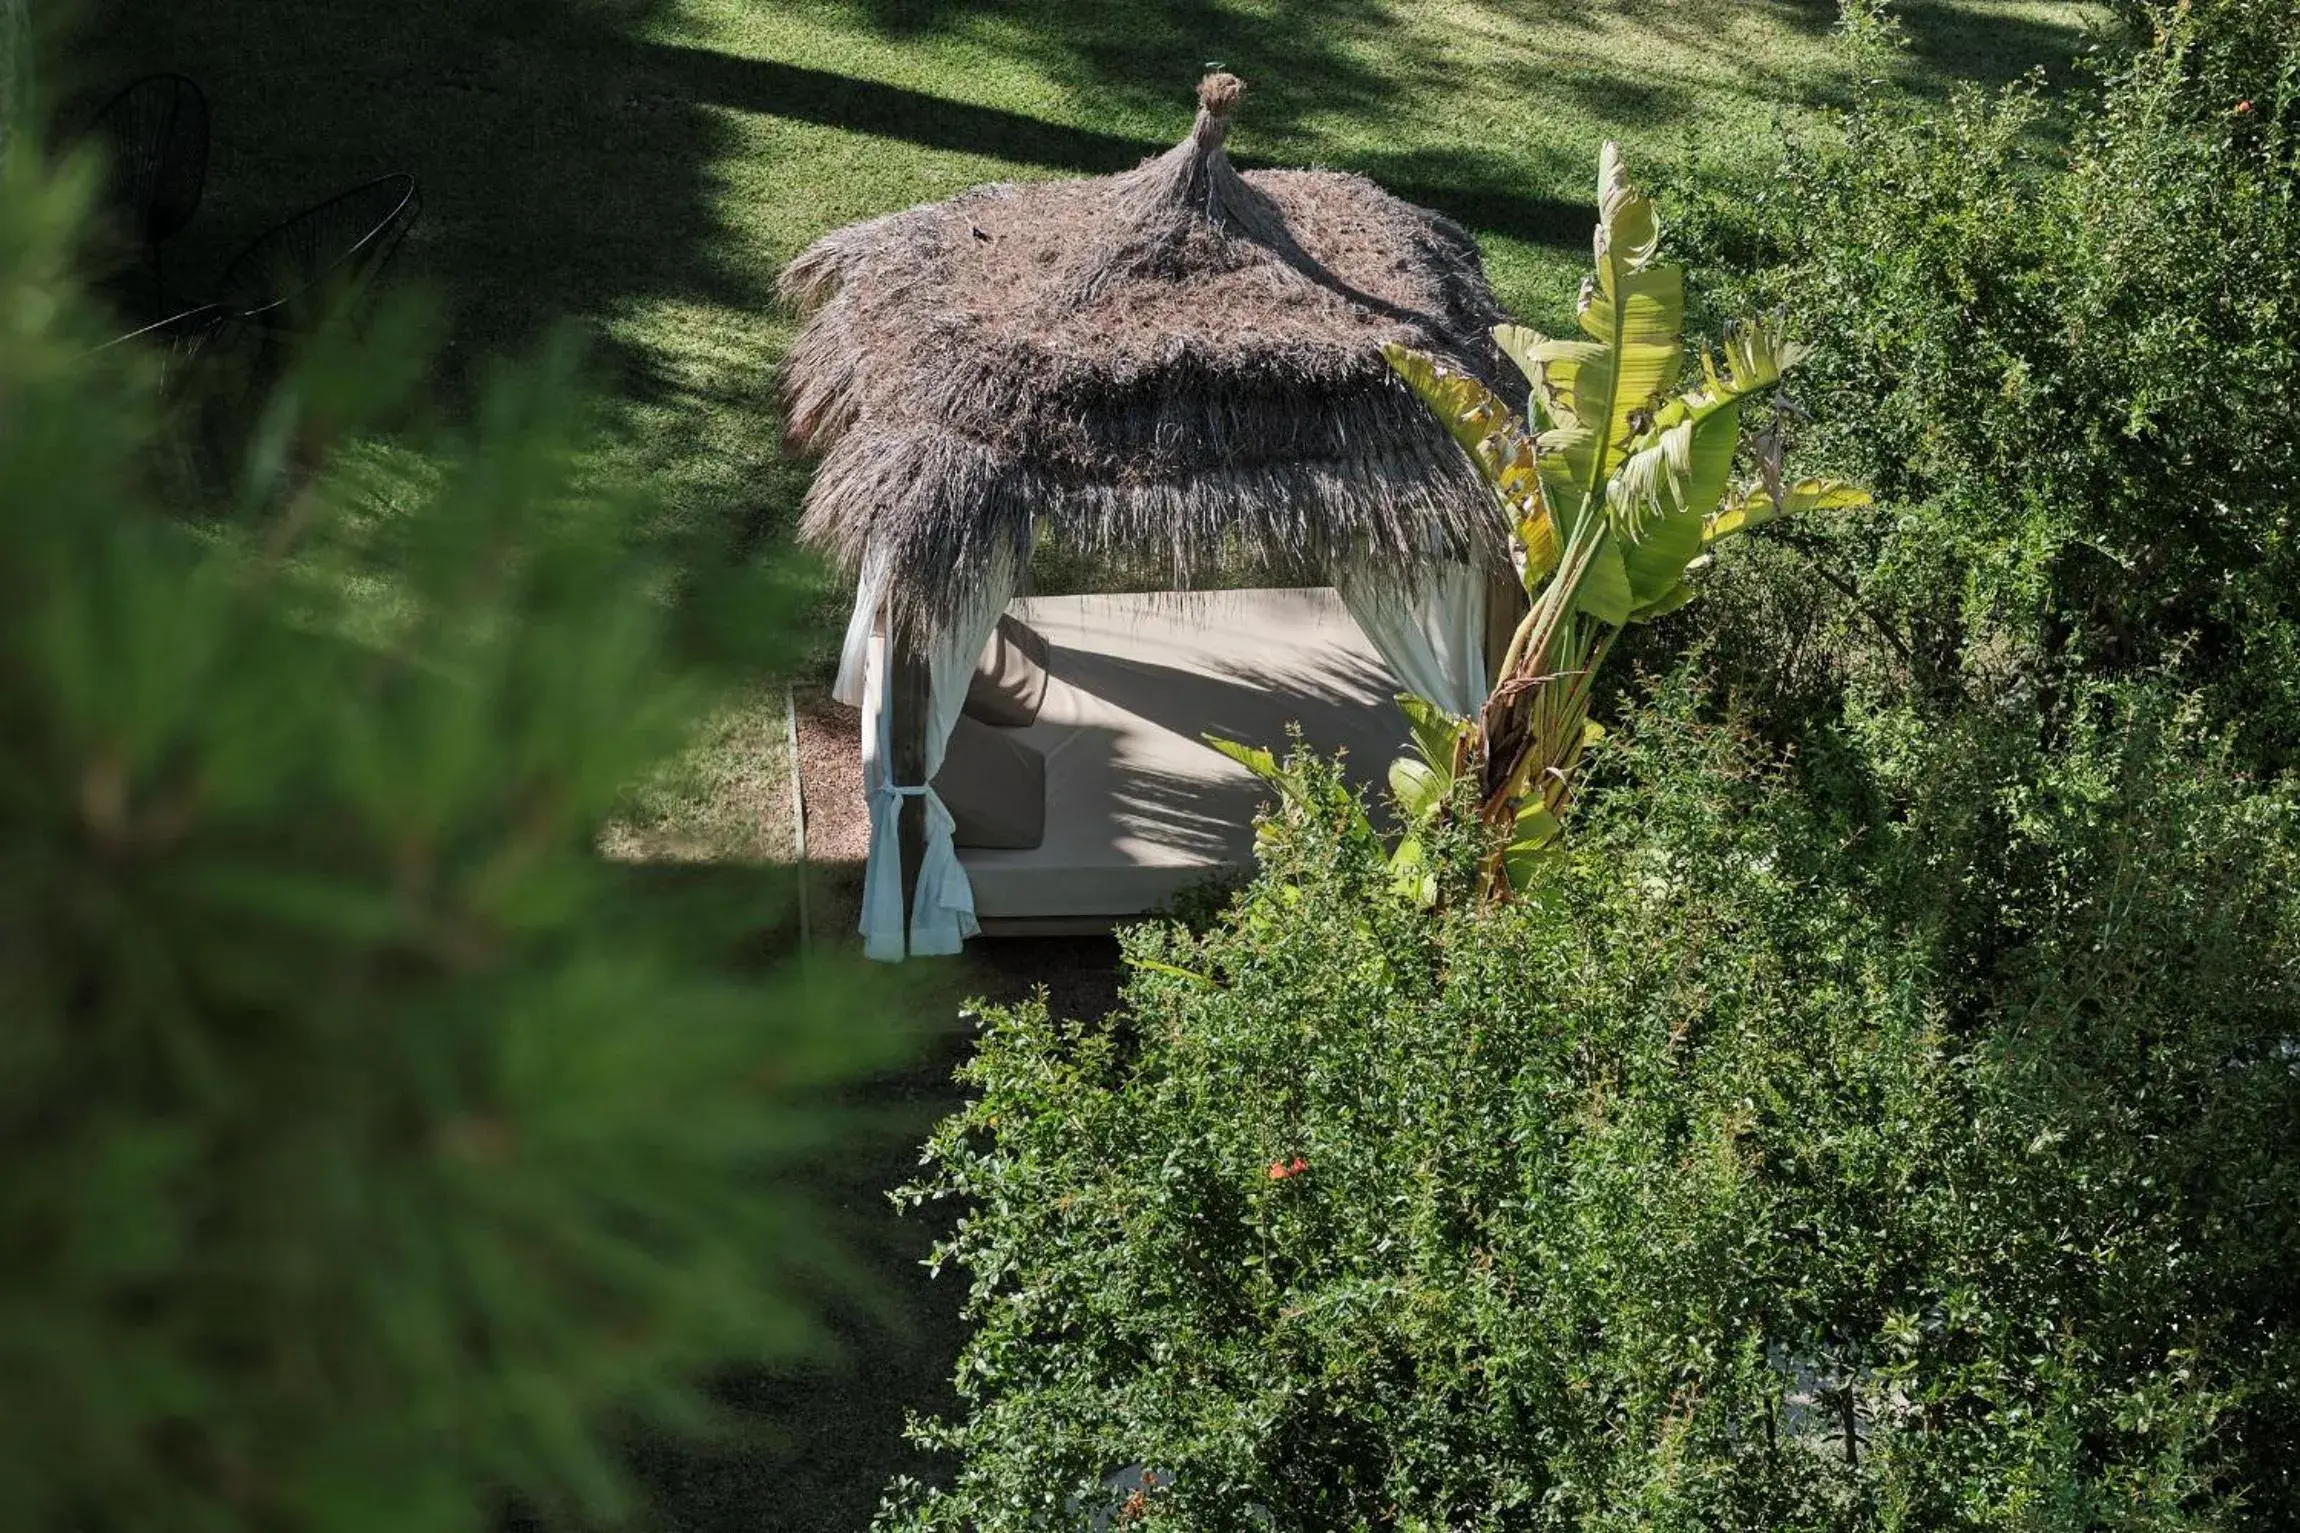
887,674,2300,1531
0,100,910,1533
1278,145,1864,901
886,5,2300,1529
1668,0,2300,757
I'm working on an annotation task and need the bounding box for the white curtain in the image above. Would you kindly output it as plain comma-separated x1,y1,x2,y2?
845,553,1016,961
831,545,891,709
1337,560,1490,719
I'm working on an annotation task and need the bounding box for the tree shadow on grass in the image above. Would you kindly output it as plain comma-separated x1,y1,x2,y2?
626,925,1123,1533
625,988,976,1533
784,0,1420,146
1543,69,1707,132
60,0,1582,606
615,876,1126,1532
643,43,1590,252
59,0,806,567
1754,0,2099,95
62,0,742,390
1893,1,2101,96
600,688,1131,1533
646,41,1154,175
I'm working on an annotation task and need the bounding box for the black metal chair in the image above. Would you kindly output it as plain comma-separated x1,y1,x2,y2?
80,73,210,316
215,172,421,336
92,301,230,363
83,303,235,493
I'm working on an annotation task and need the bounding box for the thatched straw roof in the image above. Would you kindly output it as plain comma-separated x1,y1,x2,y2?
778,72,1519,636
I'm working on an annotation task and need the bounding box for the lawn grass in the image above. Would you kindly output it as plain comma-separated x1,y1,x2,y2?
63,2,2100,1527
65,0,2096,862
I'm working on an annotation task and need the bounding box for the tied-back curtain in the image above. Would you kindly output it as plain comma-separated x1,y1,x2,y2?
1337,561,1489,720
847,553,1016,961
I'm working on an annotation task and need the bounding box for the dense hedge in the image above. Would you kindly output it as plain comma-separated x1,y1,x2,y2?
1667,0,2300,759
884,681,2300,1530
883,4,2300,1527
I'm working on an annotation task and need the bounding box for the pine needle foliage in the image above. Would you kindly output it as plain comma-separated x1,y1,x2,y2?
0,123,912,1533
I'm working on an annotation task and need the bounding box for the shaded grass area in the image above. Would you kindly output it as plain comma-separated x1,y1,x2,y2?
622,1002,975,1533
622,917,1126,1533
64,1,2097,1528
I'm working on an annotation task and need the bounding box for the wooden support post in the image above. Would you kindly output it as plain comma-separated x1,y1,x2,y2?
887,625,933,946
1484,563,1529,692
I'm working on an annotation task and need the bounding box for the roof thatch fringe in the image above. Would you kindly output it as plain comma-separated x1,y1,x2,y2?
779,71,1521,637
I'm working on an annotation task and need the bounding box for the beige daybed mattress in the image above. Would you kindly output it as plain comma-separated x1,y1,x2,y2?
863,588,1409,923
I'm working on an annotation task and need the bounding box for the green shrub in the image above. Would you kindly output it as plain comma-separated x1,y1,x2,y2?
0,116,912,1533
883,673,2300,1531
1659,0,2300,757
877,6,2300,1528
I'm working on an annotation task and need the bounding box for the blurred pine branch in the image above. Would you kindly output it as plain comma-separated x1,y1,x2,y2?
0,80,917,1533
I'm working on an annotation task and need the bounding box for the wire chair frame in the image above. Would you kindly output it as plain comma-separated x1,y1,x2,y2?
80,73,210,313
90,300,229,358
215,173,421,335
86,303,232,422
82,303,236,493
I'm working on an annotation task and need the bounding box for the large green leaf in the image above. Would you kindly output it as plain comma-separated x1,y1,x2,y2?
1508,148,1687,518
1705,476,1873,544
1510,338,1605,544
1205,734,1282,785
1380,343,1520,469
1380,343,1553,576
1387,834,1440,908
1389,756,1447,822
1492,322,1556,424
1607,402,1740,606
1512,801,1563,848
1124,955,1216,987
1535,307,1683,503
1703,316,1809,402
1572,145,1686,489
1574,532,1635,626
1627,579,1699,623
1395,693,1470,779
1500,802,1564,893
1628,314,1808,446
1533,431,1598,559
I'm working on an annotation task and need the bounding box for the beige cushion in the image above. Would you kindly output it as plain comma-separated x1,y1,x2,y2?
963,614,1051,727
863,590,1409,920
934,714,1047,849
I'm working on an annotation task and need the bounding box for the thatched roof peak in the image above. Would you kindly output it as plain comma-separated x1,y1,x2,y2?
1196,70,1245,122
1061,70,1333,311
778,73,1521,636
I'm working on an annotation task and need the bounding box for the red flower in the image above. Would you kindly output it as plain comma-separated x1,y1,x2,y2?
1267,1155,1309,1181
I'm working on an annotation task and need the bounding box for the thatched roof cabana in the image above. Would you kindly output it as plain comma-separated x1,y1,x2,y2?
784,73,1531,961
778,71,1520,637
